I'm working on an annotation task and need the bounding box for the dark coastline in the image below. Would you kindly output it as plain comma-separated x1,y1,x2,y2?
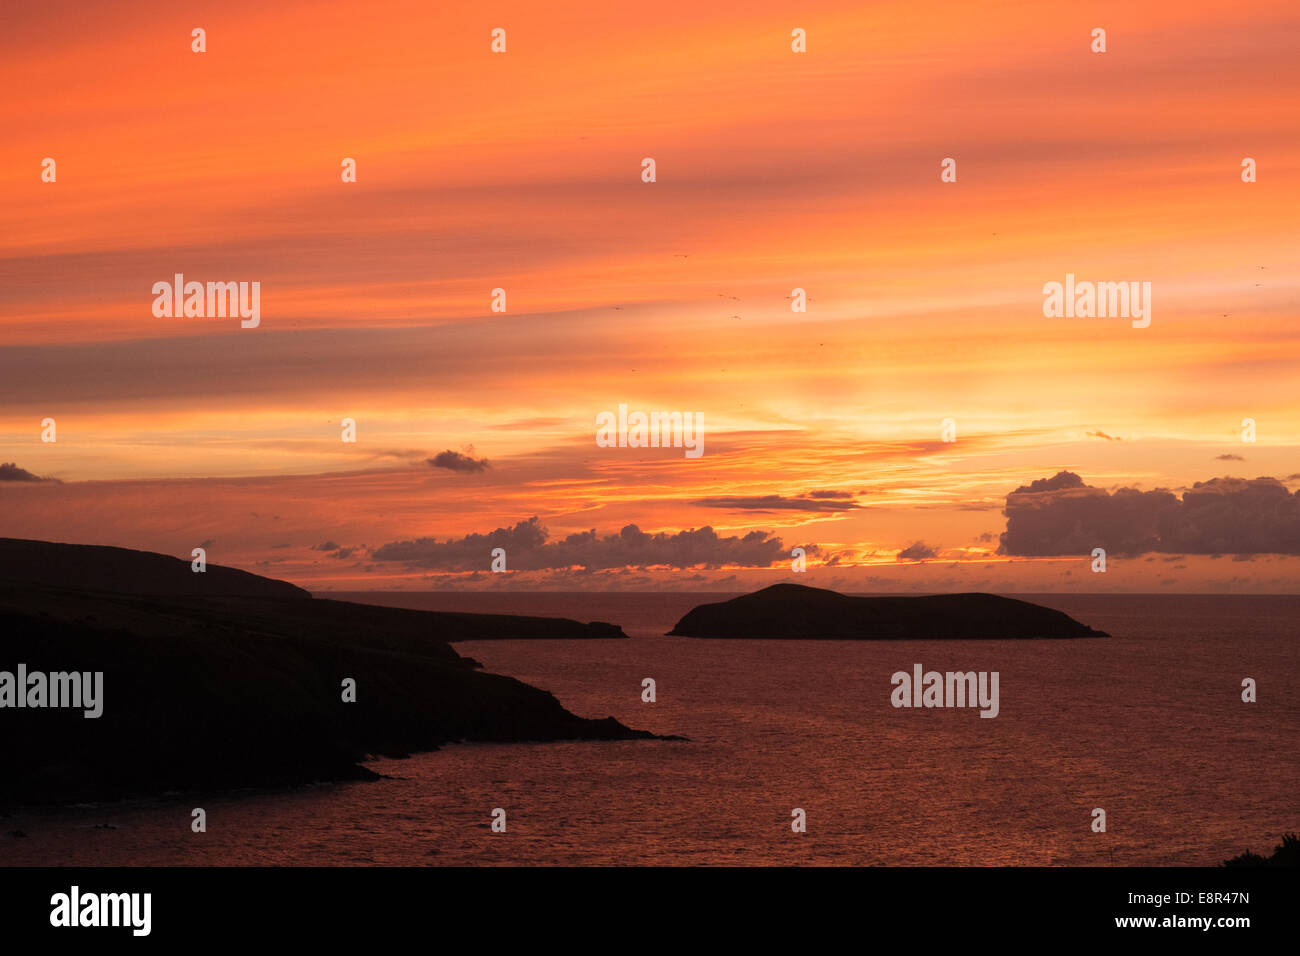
0,539,657,810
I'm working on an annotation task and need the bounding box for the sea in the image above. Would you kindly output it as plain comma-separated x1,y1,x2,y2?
4,593,1296,866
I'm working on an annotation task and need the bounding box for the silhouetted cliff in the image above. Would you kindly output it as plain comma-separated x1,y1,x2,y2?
0,540,654,807
668,584,1110,639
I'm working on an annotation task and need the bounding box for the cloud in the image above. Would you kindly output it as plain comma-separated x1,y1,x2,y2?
427,449,490,473
372,516,786,570
1216,454,1245,461
1000,471,1300,555
691,493,861,512
370,448,429,462
314,541,341,552
0,462,57,483
898,541,939,561
1086,430,1122,441
1011,471,1088,495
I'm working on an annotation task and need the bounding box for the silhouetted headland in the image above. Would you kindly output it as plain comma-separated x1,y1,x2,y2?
668,583,1110,639
0,538,657,808
0,537,310,599
0,537,628,639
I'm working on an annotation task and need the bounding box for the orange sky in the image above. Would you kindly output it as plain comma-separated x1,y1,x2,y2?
1,0,1298,590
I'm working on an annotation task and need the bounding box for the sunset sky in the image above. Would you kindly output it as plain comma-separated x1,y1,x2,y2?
2,0,1297,591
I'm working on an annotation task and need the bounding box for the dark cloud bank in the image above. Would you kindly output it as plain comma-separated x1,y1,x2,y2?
350,471,1300,573
372,517,787,570
1000,471,1300,556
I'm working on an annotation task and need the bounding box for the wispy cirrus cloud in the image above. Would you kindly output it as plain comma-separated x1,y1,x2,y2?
690,492,862,512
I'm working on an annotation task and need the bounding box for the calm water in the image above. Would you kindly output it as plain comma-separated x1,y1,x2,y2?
5,593,1297,866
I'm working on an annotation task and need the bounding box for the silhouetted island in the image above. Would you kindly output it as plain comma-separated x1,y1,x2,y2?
0,538,656,808
668,583,1110,639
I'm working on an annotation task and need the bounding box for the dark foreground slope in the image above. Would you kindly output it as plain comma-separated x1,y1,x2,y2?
0,543,654,808
669,583,1109,639
0,537,310,599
